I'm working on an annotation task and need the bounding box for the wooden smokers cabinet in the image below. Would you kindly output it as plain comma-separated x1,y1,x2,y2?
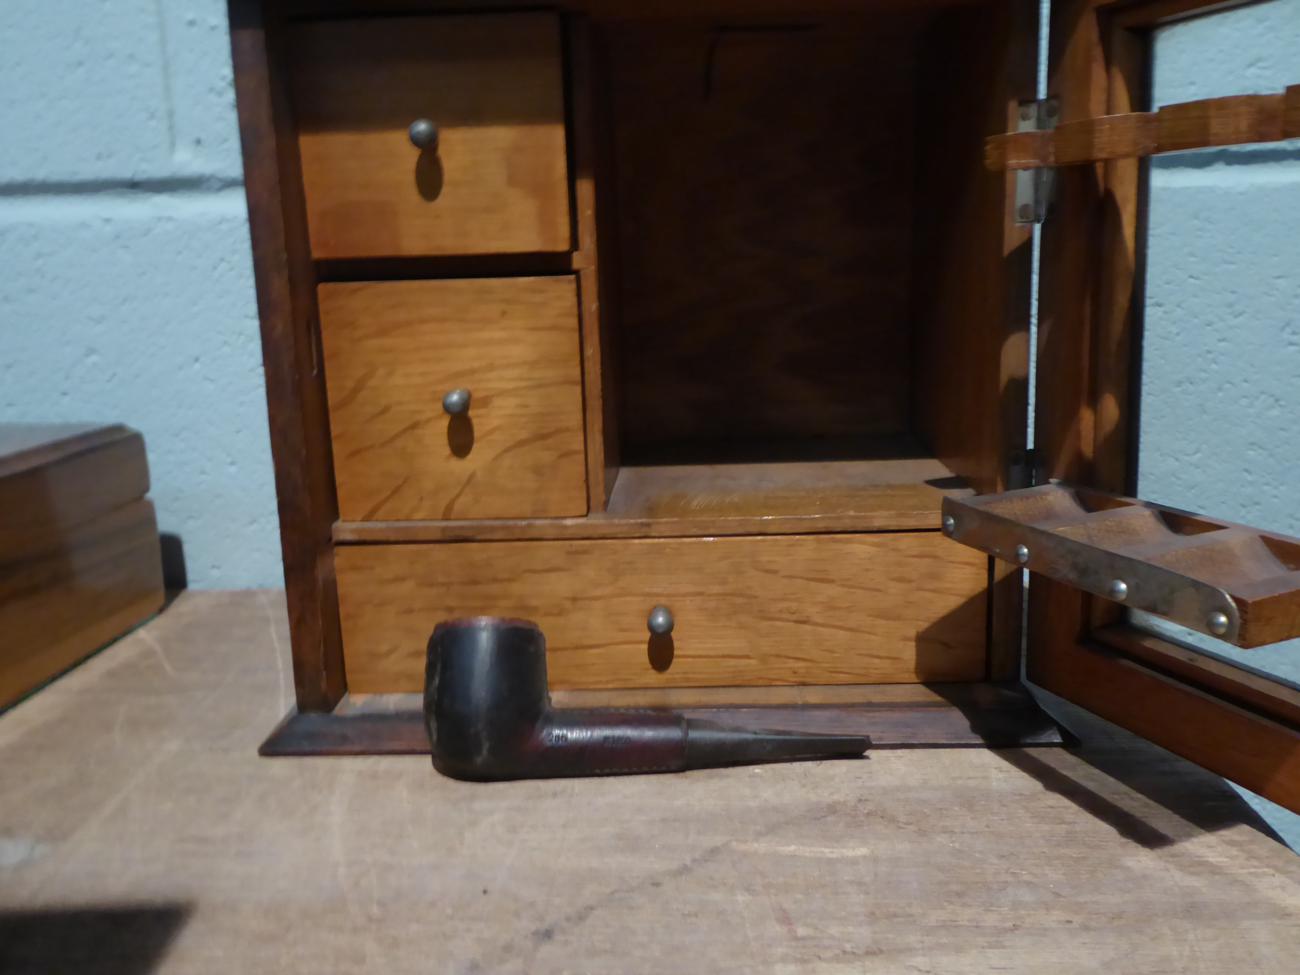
230,0,1300,811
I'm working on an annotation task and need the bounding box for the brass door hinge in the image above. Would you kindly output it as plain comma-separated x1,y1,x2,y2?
1013,99,1058,225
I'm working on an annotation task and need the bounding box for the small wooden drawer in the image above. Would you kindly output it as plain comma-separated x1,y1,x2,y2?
336,533,989,693
288,14,571,259
319,277,588,521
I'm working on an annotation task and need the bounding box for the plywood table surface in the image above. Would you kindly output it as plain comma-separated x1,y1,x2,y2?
0,591,1296,974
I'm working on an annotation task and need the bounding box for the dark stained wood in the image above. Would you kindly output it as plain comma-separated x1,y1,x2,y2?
260,709,430,756
229,0,345,711
1,500,164,710
986,88,1300,170
913,0,1038,681
314,253,579,282
0,424,149,560
0,423,136,479
260,684,1063,756
0,425,163,708
606,18,923,456
568,17,617,512
1109,0,1259,29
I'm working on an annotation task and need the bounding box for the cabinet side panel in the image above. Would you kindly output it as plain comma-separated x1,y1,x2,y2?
1030,0,1116,676
229,0,344,710
913,0,1035,496
913,0,1038,680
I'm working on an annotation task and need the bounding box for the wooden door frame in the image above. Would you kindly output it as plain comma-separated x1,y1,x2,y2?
1030,0,1300,812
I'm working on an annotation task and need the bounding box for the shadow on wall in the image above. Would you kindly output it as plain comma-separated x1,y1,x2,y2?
160,532,188,593
0,903,192,975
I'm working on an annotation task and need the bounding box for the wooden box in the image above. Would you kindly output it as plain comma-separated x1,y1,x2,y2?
0,424,164,709
230,0,1300,810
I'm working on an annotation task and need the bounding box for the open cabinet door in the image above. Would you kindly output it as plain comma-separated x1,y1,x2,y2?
946,0,1300,813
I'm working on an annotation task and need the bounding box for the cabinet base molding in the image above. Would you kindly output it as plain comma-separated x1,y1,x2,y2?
259,683,1065,756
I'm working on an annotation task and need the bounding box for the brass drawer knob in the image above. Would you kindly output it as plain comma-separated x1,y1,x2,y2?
442,388,471,416
647,605,674,636
408,118,439,151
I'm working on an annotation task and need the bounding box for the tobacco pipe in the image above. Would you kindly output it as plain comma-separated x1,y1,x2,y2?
423,616,870,781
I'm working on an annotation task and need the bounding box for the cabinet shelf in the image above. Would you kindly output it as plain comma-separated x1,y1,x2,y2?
606,452,966,521
334,452,969,544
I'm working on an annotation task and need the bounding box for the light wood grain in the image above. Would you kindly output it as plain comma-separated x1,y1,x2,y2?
1,500,164,709
332,494,961,544
288,14,570,258
319,277,587,522
336,532,989,693
605,455,965,520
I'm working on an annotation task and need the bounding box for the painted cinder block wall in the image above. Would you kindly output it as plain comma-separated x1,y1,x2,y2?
0,0,281,588
0,1,1295,832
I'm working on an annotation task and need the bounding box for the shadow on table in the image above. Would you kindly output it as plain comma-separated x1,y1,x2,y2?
994,690,1289,851
0,903,191,975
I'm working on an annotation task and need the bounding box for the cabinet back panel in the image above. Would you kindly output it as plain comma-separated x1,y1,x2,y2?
606,19,922,452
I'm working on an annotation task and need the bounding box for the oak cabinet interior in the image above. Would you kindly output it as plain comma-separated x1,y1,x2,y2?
232,0,1300,811
597,7,1018,517
258,0,1025,707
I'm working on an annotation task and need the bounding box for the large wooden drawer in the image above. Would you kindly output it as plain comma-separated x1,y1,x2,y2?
336,533,989,692
319,277,588,521
288,14,571,259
